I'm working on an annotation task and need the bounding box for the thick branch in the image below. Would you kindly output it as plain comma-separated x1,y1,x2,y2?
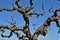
32,26,47,40
32,8,60,40
22,28,32,40
0,25,24,31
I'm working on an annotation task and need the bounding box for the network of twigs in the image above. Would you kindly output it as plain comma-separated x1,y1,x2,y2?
0,0,60,40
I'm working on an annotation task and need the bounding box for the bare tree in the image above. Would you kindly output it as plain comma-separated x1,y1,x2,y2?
0,0,60,40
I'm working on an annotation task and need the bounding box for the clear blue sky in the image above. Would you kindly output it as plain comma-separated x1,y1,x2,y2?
0,0,60,40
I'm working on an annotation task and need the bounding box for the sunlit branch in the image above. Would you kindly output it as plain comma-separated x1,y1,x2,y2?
0,25,24,30
0,24,32,39
32,26,47,40
32,8,60,39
